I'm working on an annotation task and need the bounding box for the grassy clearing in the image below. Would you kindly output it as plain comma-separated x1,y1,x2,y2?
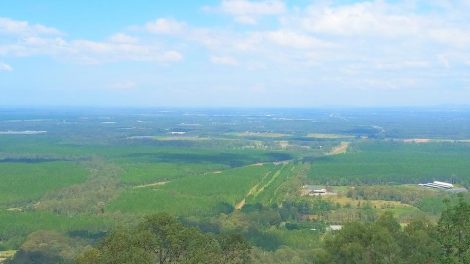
402,138,470,144
306,133,354,139
327,142,350,155
153,136,211,141
0,250,16,263
324,195,412,210
226,132,290,138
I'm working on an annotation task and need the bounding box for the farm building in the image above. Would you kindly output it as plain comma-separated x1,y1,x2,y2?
418,181,454,189
419,181,468,192
327,225,343,231
301,185,337,196
312,188,327,195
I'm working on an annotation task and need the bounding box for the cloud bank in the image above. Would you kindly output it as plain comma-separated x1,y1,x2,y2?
1,0,470,106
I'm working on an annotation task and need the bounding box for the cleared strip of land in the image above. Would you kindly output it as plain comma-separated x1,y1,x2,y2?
306,133,354,139
328,142,350,155
235,164,292,209
133,181,169,189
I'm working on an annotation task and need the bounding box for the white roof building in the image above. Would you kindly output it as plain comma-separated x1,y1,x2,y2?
419,181,454,189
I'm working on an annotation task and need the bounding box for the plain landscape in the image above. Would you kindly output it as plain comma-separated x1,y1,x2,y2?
0,107,470,263
2,0,470,262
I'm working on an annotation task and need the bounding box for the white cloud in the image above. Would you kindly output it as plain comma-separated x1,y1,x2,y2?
0,62,13,72
428,28,470,47
233,16,258,25
221,0,285,15
204,0,286,24
361,78,419,91
210,55,238,66
265,30,332,49
160,51,183,61
109,33,138,44
437,54,450,68
146,18,186,34
0,17,62,36
0,17,183,64
251,83,267,93
285,1,470,49
67,40,183,64
297,2,423,37
375,60,431,70
2,1,470,98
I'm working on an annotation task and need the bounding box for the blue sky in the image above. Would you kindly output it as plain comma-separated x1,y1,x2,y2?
1,0,470,107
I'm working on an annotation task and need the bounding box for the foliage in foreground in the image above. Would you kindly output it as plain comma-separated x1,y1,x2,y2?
6,197,470,264
75,213,251,264
320,196,470,264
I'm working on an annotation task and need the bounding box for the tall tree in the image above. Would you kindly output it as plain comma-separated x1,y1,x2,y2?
438,196,470,264
76,213,251,264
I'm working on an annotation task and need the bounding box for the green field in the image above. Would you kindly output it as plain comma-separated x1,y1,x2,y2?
308,141,470,185
0,162,88,207
108,164,275,215
119,162,227,184
0,210,111,250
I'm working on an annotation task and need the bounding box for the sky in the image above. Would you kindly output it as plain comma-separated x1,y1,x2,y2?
1,0,470,107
